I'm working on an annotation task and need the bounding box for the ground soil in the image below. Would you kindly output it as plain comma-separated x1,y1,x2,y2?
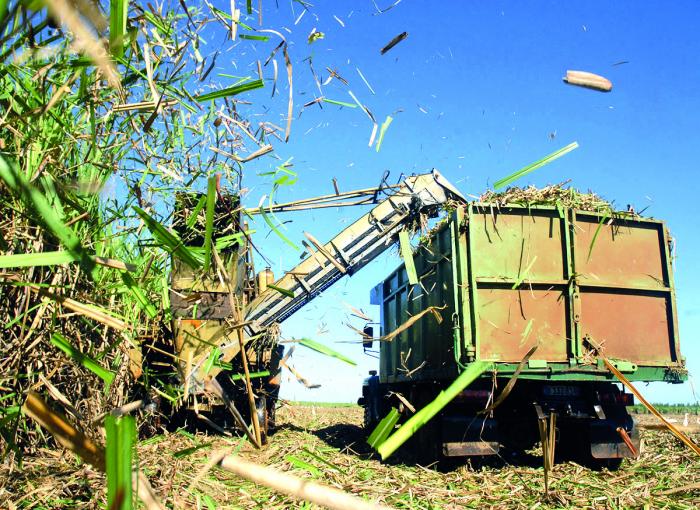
2,405,699,509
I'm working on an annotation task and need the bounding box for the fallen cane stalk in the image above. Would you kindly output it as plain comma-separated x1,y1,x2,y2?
616,427,638,457
218,454,391,510
205,378,261,449
22,392,165,510
587,338,700,457
213,243,262,446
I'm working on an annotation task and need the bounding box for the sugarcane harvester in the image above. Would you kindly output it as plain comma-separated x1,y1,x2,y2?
167,171,465,444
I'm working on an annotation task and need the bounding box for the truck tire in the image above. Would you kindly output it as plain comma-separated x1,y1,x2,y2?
256,396,270,444
363,403,375,431
407,387,442,465
411,417,442,466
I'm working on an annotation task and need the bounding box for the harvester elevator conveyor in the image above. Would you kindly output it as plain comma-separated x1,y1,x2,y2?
245,171,466,332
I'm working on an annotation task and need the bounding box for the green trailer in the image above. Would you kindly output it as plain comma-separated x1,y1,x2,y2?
361,203,686,466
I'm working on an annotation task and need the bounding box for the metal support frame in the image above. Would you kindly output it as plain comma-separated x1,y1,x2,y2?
244,171,465,331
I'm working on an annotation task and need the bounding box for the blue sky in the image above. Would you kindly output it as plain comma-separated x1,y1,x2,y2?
217,1,700,403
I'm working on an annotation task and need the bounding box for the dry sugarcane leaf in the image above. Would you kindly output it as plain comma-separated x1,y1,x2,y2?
44,0,121,89
341,301,372,321
283,44,293,142
377,305,445,342
280,358,321,389
26,285,129,330
380,31,408,55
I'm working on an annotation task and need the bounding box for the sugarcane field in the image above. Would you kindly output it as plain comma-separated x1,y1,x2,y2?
2,1,700,509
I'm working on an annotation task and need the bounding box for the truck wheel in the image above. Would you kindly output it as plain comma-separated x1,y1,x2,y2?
411,417,442,466
256,396,270,444
363,403,376,432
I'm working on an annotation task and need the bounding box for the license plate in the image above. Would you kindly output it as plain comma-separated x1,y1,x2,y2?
543,385,581,397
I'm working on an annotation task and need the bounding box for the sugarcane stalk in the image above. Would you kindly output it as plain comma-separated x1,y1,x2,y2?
587,336,700,457
205,378,260,448
537,418,549,492
218,454,391,510
212,245,262,446
236,311,262,446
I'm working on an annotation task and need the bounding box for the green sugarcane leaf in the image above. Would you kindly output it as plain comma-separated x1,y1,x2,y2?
194,79,264,102
322,98,357,108
202,176,217,272
203,347,220,375
173,442,213,458
186,194,207,229
367,407,400,449
50,333,115,386
298,338,357,366
133,206,202,270
301,446,347,474
398,230,418,285
0,0,8,23
120,272,158,319
520,319,534,347
214,231,252,251
511,256,538,289
255,180,300,250
285,454,321,476
493,142,579,190
267,284,294,298
4,303,43,329
0,155,97,279
375,115,393,152
258,206,299,251
143,10,169,34
202,494,217,510
239,34,270,41
587,212,610,262
109,0,129,58
161,273,171,322
105,415,135,510
377,362,491,459
225,370,270,381
0,251,76,268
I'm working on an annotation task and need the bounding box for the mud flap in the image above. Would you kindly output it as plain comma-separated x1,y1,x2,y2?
441,416,500,457
590,418,640,459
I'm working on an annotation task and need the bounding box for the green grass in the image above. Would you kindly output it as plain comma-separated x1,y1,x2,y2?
630,404,700,415
285,401,359,408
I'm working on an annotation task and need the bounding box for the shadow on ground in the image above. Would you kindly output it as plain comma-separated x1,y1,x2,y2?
276,421,557,473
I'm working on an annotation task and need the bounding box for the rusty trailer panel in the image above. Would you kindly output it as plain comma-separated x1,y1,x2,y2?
375,204,684,384
476,287,568,362
579,291,673,365
573,212,678,366
574,213,667,290
469,206,570,363
470,206,567,283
